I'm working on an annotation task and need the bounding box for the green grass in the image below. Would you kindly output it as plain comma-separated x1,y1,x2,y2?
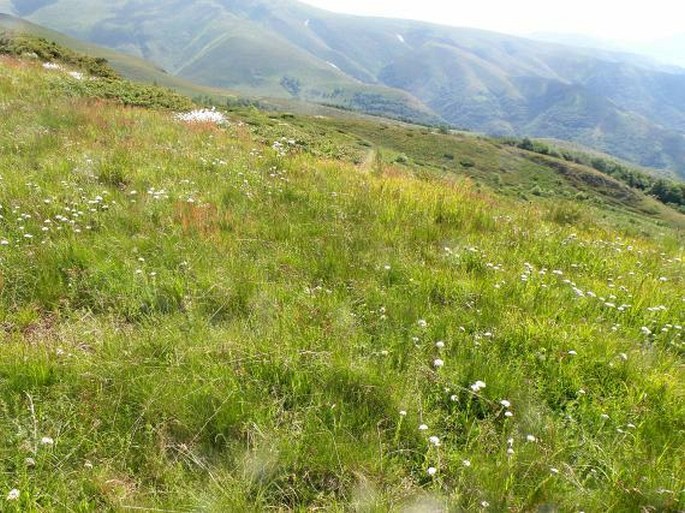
0,13,242,105
0,55,683,512
234,109,685,230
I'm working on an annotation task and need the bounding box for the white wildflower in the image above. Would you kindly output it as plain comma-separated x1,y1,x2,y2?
470,380,486,392
399,410,407,416
550,467,559,474
6,489,19,501
419,424,428,431
641,326,652,336
504,410,513,418
500,399,511,408
462,459,471,467
175,108,227,125
428,436,440,446
427,466,437,476
433,358,444,368
526,435,537,442
435,340,445,349
40,436,54,446
417,319,427,328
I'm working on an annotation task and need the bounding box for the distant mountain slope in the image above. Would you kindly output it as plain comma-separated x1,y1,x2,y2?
3,0,685,177
0,7,442,125
0,12,240,101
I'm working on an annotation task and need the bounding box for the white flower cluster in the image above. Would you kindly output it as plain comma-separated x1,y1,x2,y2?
42,62,63,71
175,108,228,125
43,62,88,80
272,138,297,157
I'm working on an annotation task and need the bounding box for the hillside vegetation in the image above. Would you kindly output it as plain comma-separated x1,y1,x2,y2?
0,51,683,512
4,0,685,176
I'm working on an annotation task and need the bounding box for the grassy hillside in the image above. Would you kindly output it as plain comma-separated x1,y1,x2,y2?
224,108,685,224
0,52,684,512
0,12,244,103
6,0,685,176
0,11,441,126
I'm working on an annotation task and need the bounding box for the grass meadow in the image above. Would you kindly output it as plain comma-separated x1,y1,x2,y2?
0,55,683,512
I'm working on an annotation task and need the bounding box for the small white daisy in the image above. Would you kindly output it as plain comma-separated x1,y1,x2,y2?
470,380,486,392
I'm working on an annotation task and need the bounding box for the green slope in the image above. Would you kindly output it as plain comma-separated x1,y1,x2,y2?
0,47,684,512
0,13,437,125
0,11,241,102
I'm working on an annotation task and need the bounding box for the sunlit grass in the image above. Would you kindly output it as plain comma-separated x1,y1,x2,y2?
0,56,683,512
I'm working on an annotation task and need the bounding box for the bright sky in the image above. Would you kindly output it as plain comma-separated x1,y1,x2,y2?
299,0,681,42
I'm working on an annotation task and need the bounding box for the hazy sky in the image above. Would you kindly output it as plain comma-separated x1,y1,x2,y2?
298,0,681,42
